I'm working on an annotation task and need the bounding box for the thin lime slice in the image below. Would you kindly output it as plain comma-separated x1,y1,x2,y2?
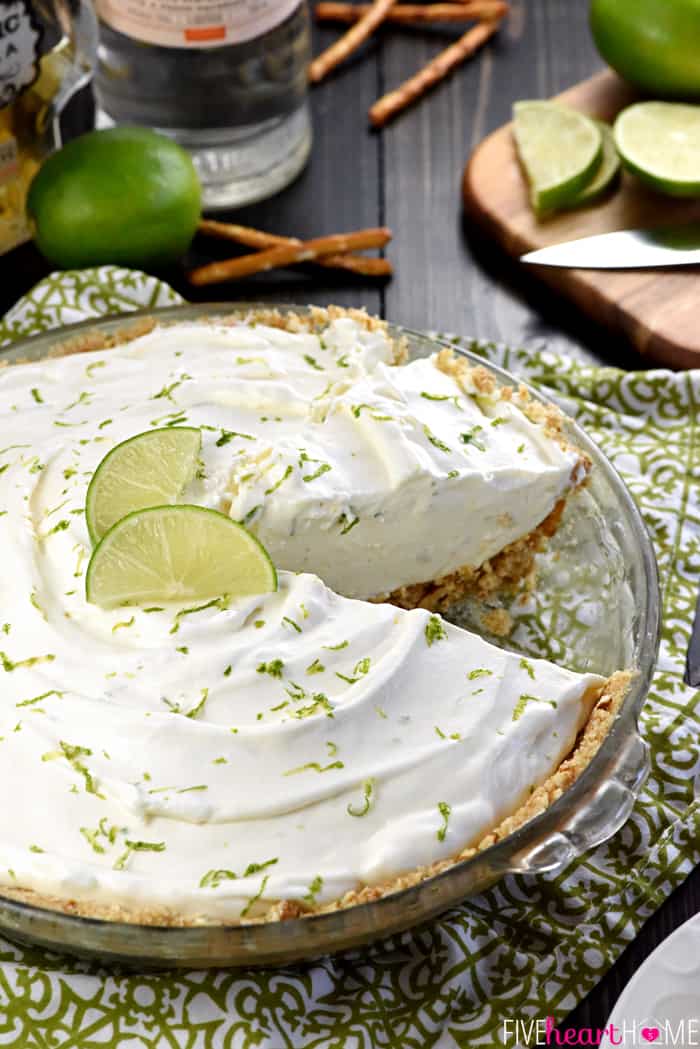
513,101,603,215
85,505,277,609
568,121,620,207
86,427,202,544
614,101,700,198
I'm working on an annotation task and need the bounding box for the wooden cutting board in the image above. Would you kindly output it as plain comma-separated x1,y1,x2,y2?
463,70,700,370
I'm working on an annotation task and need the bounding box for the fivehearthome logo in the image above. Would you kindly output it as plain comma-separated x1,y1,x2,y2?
502,1016,700,1046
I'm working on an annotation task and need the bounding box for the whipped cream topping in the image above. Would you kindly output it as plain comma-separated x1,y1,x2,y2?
0,315,600,920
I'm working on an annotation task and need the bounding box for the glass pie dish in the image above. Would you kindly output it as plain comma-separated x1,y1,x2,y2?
0,303,660,968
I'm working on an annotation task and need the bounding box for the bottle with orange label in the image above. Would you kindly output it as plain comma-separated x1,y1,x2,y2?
0,0,97,255
94,1,312,210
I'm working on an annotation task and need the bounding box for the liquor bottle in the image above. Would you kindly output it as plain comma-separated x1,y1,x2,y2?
0,0,97,255
94,2,312,211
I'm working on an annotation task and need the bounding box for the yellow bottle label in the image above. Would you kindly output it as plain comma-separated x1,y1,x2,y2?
0,1,42,107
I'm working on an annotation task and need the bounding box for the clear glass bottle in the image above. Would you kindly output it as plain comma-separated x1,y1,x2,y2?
0,0,97,254
93,1,312,211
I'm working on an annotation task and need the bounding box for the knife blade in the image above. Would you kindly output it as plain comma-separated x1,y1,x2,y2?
521,222,700,269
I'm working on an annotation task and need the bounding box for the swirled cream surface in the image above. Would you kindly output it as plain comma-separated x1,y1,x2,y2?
0,315,600,919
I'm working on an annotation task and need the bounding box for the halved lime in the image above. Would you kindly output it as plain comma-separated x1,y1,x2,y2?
568,121,620,207
86,505,277,609
513,101,603,215
86,427,202,544
614,101,700,197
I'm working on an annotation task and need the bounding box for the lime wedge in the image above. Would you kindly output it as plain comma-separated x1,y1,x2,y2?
86,427,202,544
86,505,277,609
568,121,620,207
614,101,700,197
513,101,603,215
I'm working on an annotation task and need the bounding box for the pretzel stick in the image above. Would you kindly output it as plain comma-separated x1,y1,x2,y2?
369,18,502,128
308,0,397,83
189,228,393,286
315,2,508,25
197,219,392,276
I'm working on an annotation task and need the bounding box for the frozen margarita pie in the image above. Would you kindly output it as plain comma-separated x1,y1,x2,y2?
0,306,628,924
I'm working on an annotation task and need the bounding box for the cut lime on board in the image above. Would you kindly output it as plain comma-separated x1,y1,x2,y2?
513,101,603,215
86,505,277,609
568,120,620,207
614,102,700,198
86,427,202,544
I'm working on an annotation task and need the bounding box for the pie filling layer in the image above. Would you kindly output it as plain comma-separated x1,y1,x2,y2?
0,311,618,923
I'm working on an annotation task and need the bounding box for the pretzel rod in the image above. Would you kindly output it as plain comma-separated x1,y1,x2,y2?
197,219,393,276
189,228,393,286
315,2,508,25
308,0,397,83
369,18,502,128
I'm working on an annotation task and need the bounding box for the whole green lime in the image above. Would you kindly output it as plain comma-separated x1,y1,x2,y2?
27,127,201,269
590,0,700,98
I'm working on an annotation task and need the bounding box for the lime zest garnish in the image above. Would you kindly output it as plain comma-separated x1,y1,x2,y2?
1,650,55,672
437,801,451,842
257,659,284,678
264,464,293,496
339,514,359,535
423,424,450,453
460,426,486,451
347,778,376,818
114,839,166,871
199,857,278,889
512,693,558,722
467,668,492,681
16,689,65,709
303,875,324,905
216,429,256,447
519,658,536,680
425,616,447,646
240,874,271,919
284,760,345,776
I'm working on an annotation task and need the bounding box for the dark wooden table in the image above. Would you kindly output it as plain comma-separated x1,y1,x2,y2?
3,0,698,1036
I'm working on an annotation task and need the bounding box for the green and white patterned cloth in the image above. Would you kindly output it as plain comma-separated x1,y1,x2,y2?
0,268,698,1049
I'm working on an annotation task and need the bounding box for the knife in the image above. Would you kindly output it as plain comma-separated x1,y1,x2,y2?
521,222,700,269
